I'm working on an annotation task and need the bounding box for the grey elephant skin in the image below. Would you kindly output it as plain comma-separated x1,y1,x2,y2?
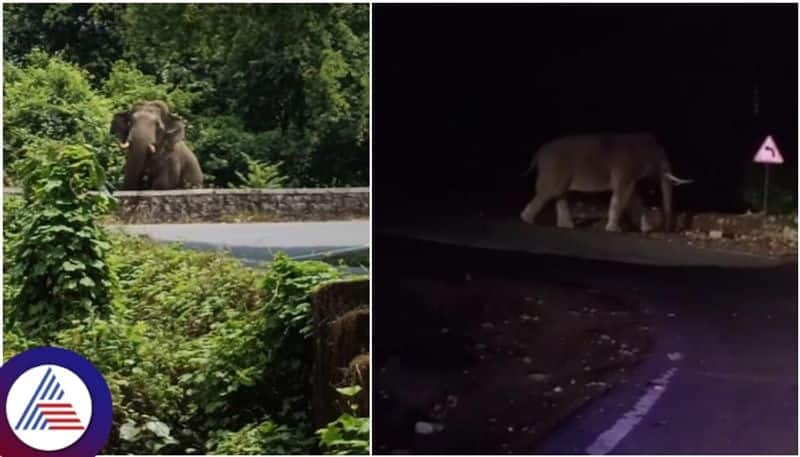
110,100,204,190
520,132,692,232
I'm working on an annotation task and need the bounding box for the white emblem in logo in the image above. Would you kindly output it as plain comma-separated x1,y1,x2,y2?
5,365,93,451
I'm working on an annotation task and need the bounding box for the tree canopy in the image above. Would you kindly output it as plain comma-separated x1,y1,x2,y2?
4,4,369,188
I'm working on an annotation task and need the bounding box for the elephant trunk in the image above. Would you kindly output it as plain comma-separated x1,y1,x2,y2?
123,138,149,190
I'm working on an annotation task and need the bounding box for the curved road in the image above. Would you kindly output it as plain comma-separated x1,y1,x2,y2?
112,221,369,270
377,219,797,454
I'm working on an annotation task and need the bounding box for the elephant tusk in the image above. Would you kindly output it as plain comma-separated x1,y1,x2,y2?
118,141,130,149
148,144,157,154
664,172,693,185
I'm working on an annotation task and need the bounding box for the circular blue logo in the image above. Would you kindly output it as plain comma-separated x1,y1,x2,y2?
0,347,113,457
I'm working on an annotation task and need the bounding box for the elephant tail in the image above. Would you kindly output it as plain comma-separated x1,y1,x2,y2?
521,153,539,177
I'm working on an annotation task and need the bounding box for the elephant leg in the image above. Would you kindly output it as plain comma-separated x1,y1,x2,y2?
521,193,554,224
607,181,634,232
555,198,574,228
150,157,181,190
625,193,653,232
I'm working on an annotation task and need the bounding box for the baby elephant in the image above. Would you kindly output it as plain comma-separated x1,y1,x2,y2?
520,132,692,232
110,100,203,190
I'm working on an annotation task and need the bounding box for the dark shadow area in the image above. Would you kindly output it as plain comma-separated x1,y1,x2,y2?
373,235,798,454
373,4,798,224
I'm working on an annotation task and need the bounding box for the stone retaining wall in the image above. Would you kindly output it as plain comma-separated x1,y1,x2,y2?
4,187,369,223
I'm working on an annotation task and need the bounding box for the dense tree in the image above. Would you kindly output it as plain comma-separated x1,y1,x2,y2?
3,4,126,81
3,3,369,188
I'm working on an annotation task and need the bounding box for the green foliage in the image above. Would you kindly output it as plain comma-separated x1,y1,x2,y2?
260,254,343,423
7,141,115,339
101,60,197,114
3,50,117,175
317,386,370,455
5,228,353,453
3,4,126,80
121,3,369,186
207,419,312,455
235,157,287,189
5,4,368,188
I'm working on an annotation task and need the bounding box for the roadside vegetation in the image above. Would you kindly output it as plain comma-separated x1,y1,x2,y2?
3,142,369,455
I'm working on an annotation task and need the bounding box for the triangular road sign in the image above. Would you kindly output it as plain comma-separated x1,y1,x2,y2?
753,135,784,164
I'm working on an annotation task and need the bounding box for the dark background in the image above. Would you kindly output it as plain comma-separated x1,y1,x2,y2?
373,4,798,222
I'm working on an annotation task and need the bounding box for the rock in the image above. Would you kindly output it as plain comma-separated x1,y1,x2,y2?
527,373,551,383
709,230,724,239
414,421,438,435
446,395,459,408
667,352,683,361
782,226,797,242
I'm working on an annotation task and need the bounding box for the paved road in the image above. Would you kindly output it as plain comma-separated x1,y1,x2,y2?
376,220,797,454
112,221,369,269
531,255,797,454
378,220,789,268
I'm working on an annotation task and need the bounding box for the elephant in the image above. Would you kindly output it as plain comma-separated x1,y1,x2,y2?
520,132,692,232
110,100,203,190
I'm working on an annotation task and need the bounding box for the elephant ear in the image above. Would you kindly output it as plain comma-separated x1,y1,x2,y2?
110,111,132,143
163,113,186,147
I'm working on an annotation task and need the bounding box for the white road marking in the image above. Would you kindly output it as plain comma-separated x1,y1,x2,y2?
586,367,679,455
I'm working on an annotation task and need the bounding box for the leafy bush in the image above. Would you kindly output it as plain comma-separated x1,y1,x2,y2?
101,60,197,115
235,156,287,188
260,254,342,423
3,50,117,176
7,141,115,339
5,3,369,188
317,386,370,455
207,419,312,455
4,4,126,80
4,230,351,454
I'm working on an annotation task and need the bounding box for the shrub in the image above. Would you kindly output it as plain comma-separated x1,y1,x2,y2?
234,156,287,188
317,386,370,455
5,234,351,454
260,254,342,424
101,60,197,115
7,140,115,339
3,50,117,178
207,419,313,455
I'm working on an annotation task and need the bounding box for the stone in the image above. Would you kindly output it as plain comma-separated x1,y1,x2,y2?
708,230,724,239
782,226,797,243
106,188,369,224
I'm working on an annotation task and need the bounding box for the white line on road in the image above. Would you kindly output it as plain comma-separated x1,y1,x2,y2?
586,367,679,455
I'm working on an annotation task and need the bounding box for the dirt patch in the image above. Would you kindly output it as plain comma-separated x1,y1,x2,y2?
575,208,798,259
375,272,652,453
656,212,797,258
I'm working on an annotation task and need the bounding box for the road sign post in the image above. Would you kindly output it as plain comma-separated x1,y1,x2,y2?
762,163,769,214
752,135,783,215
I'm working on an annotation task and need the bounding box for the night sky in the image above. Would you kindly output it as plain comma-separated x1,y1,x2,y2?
373,4,798,220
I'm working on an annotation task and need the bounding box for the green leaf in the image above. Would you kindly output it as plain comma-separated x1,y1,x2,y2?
336,385,362,397
119,421,140,441
145,420,171,439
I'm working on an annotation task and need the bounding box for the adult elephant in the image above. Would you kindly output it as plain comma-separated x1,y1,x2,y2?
520,132,692,232
110,100,203,190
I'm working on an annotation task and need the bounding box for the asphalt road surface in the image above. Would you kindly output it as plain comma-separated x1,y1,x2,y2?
112,221,369,269
375,220,797,454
